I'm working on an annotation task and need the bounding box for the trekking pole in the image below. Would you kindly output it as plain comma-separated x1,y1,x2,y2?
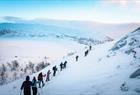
20,90,22,95
37,86,41,95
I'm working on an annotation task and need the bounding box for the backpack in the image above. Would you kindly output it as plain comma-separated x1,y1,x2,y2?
38,73,42,80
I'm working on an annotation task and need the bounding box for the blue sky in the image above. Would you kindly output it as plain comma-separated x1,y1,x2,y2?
0,0,140,23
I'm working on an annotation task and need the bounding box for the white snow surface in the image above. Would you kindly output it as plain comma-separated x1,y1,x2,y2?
0,39,85,63
0,40,140,95
0,21,140,95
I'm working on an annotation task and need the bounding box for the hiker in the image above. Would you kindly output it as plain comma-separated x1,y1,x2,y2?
52,66,57,76
46,70,51,82
85,50,89,57
21,76,32,95
64,61,67,68
76,55,79,61
32,77,38,95
38,72,46,88
89,45,92,50
60,62,63,71
132,50,136,58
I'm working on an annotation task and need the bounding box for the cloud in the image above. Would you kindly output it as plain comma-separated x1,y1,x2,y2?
3,16,23,21
102,0,140,7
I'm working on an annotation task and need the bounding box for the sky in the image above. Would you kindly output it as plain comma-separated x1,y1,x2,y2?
0,0,140,23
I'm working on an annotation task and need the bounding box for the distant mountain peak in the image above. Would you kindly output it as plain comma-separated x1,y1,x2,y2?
133,26,140,32
0,16,28,23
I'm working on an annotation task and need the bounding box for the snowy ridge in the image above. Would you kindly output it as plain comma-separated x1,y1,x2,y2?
111,27,140,59
0,22,114,46
0,23,104,40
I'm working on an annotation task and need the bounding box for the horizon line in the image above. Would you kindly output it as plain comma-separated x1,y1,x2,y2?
0,16,140,25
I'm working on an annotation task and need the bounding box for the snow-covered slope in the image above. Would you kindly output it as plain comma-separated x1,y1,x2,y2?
0,17,140,95
0,39,87,85
111,27,140,59
0,26,140,95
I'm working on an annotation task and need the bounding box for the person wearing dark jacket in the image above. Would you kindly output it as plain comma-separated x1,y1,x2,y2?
63,61,67,68
52,66,57,76
38,72,46,88
89,45,92,50
21,76,32,95
76,55,79,61
60,62,63,71
85,50,89,56
46,70,51,82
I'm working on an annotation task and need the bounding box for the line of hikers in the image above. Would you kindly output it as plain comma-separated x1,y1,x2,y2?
20,63,66,95
75,45,92,61
21,45,92,95
21,73,48,95
59,61,67,71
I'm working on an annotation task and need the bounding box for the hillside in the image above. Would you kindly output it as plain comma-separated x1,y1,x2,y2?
0,27,140,95
111,27,140,59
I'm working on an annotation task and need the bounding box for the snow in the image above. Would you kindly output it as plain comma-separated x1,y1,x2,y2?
0,20,140,95
0,20,139,40
0,40,67,61
0,39,86,62
0,39,140,95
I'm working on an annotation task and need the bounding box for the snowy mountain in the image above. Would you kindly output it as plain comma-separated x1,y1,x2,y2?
111,27,140,59
0,17,140,95
0,22,113,46
0,16,139,40
0,23,88,38
0,26,140,95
